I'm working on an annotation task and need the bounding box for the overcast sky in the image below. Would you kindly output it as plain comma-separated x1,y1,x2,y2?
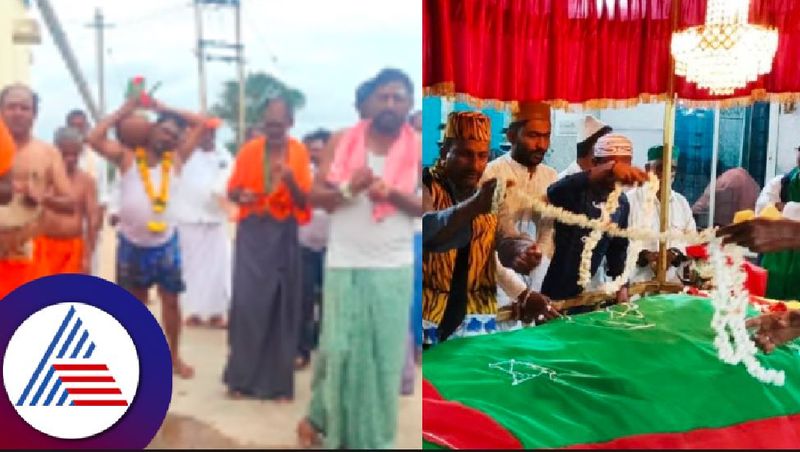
28,0,421,146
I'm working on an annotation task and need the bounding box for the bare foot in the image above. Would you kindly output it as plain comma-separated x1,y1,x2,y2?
172,358,195,379
227,389,246,400
208,315,227,329
185,316,202,328
295,356,310,370
297,418,321,448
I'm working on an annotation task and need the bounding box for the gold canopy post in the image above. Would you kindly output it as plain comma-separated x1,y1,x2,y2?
656,0,681,285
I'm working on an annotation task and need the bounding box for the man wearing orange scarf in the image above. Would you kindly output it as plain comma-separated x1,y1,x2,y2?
224,95,312,402
0,84,76,300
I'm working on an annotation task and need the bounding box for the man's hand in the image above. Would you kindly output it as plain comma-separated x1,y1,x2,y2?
588,161,648,187
637,250,658,267
717,218,800,253
466,178,498,216
231,188,259,205
616,286,629,304
746,311,800,354
513,290,560,325
367,180,391,204
349,167,376,195
511,243,542,275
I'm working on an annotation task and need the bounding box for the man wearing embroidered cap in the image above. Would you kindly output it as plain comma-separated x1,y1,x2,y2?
627,144,696,283
422,111,558,345
481,101,558,292
542,133,648,306
558,115,613,180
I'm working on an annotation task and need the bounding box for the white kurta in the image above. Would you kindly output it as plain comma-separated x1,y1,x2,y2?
756,175,800,221
626,186,697,283
175,149,234,320
481,153,557,292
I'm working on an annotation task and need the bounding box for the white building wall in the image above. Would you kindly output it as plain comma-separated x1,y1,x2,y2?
0,0,33,87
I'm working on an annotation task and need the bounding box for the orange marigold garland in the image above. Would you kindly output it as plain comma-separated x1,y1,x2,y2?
135,147,172,233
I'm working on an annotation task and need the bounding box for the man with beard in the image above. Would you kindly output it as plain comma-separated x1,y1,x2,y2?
481,102,557,291
0,84,76,299
422,111,558,345
297,69,421,449
87,95,211,379
541,134,648,307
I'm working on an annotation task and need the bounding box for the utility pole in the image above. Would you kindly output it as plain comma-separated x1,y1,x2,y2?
195,0,245,146
36,0,99,122
86,8,113,116
193,0,208,113
234,0,245,148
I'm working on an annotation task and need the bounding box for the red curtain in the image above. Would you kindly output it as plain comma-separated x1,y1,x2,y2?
423,0,800,106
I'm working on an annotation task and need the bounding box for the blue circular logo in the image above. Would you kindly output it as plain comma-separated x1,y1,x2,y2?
0,274,172,448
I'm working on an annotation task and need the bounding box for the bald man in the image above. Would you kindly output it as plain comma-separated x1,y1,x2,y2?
0,84,75,299
35,127,99,275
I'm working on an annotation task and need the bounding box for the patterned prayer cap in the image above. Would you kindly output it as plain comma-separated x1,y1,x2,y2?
594,133,633,157
443,111,491,142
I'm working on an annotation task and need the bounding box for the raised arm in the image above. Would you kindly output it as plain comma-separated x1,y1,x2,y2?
87,98,138,166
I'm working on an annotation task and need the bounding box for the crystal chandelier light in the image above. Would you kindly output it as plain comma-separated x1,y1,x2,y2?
671,0,779,95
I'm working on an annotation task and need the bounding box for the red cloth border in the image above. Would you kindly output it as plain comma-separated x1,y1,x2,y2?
424,378,800,449
566,413,800,449
423,379,523,449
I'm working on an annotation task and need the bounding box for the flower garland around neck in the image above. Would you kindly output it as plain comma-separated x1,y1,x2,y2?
135,147,173,233
491,174,784,386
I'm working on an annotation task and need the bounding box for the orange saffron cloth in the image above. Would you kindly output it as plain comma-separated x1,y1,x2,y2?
227,136,312,224
0,119,13,176
34,236,84,276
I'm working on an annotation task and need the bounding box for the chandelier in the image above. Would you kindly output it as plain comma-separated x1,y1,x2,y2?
671,0,779,95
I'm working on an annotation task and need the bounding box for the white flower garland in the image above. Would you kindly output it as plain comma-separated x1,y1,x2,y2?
491,174,784,386
708,238,785,386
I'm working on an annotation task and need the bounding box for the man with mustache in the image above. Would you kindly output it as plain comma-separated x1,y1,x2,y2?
422,111,558,345
481,102,557,291
0,84,76,300
297,68,421,449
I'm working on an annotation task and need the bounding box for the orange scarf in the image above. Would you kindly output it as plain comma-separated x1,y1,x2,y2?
227,136,312,224
0,119,14,176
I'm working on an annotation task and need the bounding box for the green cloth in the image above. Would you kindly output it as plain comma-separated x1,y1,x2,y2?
423,295,800,448
647,144,680,162
307,266,413,449
763,167,800,300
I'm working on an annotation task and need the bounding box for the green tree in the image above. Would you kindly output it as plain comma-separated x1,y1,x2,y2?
211,72,305,153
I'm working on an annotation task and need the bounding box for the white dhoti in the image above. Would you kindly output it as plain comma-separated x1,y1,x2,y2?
178,223,232,320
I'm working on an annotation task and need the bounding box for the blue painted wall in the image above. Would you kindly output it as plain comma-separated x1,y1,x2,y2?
423,96,511,167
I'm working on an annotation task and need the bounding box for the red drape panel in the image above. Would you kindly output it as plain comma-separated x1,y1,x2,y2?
423,0,800,106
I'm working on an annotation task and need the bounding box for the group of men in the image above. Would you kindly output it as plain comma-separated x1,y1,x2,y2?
0,67,422,449
422,103,743,345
